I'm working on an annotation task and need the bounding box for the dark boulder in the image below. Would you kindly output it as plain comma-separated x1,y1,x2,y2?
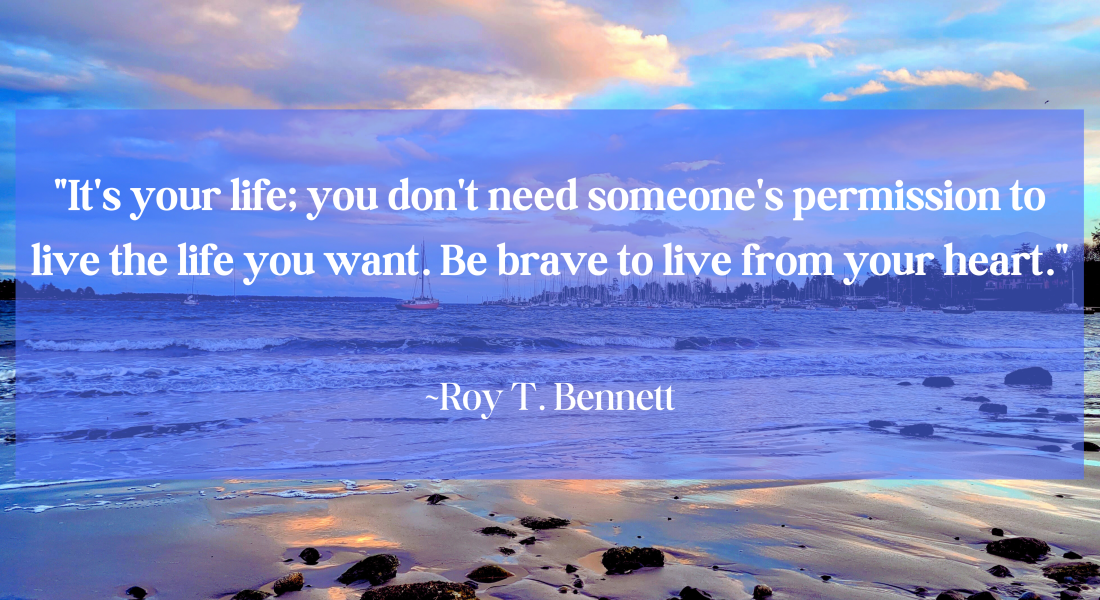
900,423,935,437
869,420,896,428
935,592,966,600
979,403,1008,415
752,584,773,599
520,516,570,530
1064,551,1083,559
337,554,400,585
1059,591,1080,600
273,572,304,596
1035,408,1049,414
1053,414,1078,422
679,587,712,600
1041,562,1100,582
519,536,536,545
426,494,449,505
125,587,148,599
299,547,321,565
966,593,999,600
601,546,665,574
1038,445,1062,452
467,565,513,583
923,377,955,388
479,526,517,537
232,592,271,600
1072,442,1100,451
1005,367,1052,386
986,537,1050,562
565,564,578,573
991,528,1004,536
360,582,476,600
898,382,913,386
987,565,1012,577
499,547,515,556
962,396,992,403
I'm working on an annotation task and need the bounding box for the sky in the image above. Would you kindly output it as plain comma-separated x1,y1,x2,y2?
1,0,1098,296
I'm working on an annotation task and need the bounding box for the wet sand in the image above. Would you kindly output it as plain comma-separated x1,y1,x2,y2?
4,467,1100,600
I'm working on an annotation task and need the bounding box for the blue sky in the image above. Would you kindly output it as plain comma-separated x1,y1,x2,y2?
1,0,1097,294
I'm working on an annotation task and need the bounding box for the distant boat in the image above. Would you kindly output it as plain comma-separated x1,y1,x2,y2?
877,302,905,313
397,241,440,310
231,271,241,304
942,305,974,314
182,276,199,306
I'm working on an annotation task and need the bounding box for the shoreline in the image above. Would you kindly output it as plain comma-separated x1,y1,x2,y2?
5,475,1100,599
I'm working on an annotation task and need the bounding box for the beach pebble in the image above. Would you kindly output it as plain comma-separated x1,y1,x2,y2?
1072,442,1099,451
987,537,1050,563
336,553,399,585
499,547,515,556
480,526,517,537
1041,562,1100,582
425,493,449,505
988,565,1013,577
752,584,773,600
679,586,711,600
1005,367,1052,386
979,403,1008,415
992,528,1005,536
869,420,896,428
898,381,913,386
935,592,966,600
360,581,475,600
231,591,271,600
1038,445,1062,453
125,586,147,599
601,546,664,574
519,536,537,545
820,575,832,581
901,423,935,437
565,564,578,573
559,586,570,594
923,376,955,388
299,547,321,564
520,516,570,530
272,572,303,596
1063,551,1083,559
574,579,584,589
467,565,513,583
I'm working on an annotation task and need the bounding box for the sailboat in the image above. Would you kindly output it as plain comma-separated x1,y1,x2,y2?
397,242,440,310
231,270,241,304
182,276,199,305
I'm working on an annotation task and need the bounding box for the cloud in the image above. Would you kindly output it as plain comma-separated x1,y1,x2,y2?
386,0,689,108
590,218,682,237
879,68,1029,91
941,1,1000,24
0,63,92,91
747,42,834,67
819,79,888,102
146,71,279,107
772,6,849,34
662,159,721,172
663,103,694,110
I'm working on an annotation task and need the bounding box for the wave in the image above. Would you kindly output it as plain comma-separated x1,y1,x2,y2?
23,337,294,353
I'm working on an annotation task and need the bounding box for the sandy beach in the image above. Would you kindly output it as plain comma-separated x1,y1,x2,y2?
4,468,1100,600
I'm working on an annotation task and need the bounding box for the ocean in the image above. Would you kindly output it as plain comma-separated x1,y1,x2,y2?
2,300,1090,483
